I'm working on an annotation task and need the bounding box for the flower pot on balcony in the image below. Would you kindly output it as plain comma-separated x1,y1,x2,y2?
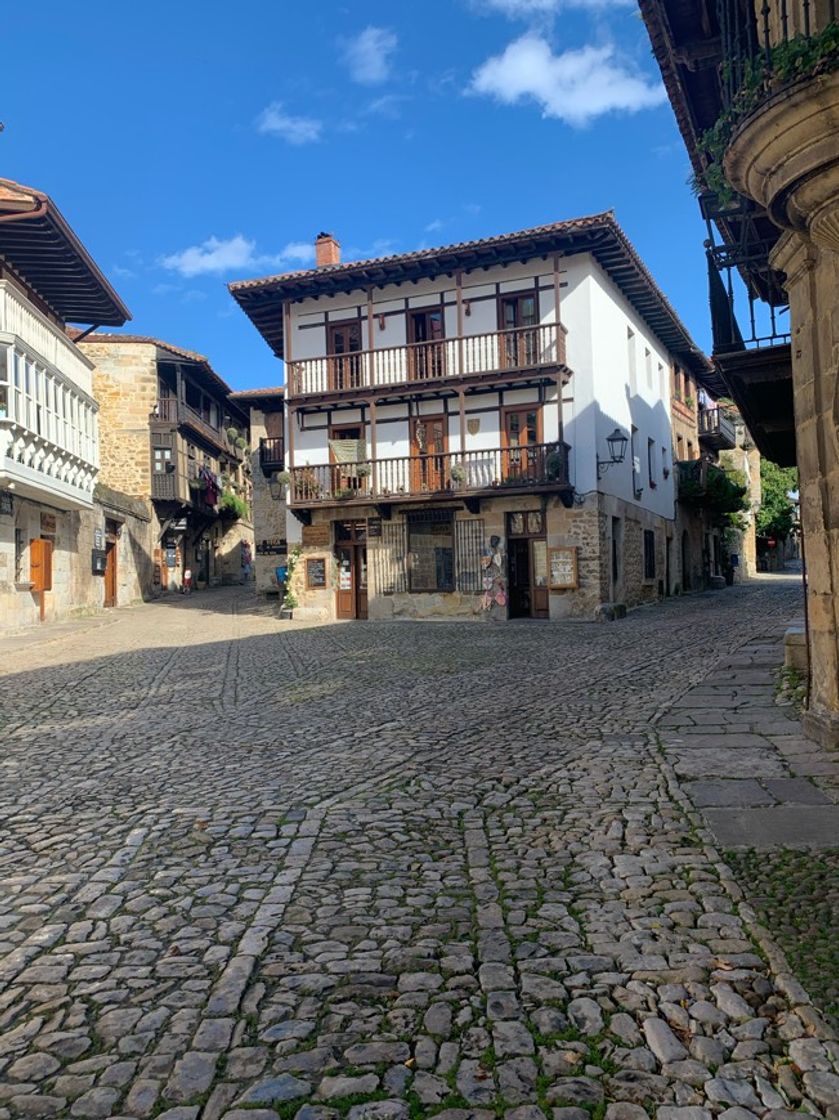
724,70,839,251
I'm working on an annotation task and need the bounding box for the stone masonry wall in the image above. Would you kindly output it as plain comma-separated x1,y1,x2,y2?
82,341,159,499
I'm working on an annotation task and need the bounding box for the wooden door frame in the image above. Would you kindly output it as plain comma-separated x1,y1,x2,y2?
407,306,445,344
327,320,363,353
501,403,543,481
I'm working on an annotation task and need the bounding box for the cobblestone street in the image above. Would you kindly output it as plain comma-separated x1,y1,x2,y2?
1,577,838,1120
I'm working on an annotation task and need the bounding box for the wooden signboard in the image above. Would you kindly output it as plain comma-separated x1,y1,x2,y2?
306,556,328,589
302,523,331,547
548,546,578,590
30,538,53,591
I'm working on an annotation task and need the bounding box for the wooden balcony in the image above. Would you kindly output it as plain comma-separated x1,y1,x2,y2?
152,398,243,458
290,441,571,510
287,323,567,400
259,436,284,476
698,406,737,450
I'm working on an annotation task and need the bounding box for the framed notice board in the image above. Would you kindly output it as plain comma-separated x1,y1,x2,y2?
306,556,328,589
548,546,578,590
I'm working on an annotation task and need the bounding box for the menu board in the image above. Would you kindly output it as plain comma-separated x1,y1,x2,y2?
306,557,328,589
548,546,578,590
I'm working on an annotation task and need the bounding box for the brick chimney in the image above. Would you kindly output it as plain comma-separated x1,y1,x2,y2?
315,232,340,268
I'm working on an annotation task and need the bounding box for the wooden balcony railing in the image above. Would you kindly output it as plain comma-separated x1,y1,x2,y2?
152,399,244,458
698,406,737,450
290,441,570,505
259,436,284,476
287,323,567,398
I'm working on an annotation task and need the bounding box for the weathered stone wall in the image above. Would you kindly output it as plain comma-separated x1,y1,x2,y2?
82,342,159,499
248,407,288,595
772,231,839,747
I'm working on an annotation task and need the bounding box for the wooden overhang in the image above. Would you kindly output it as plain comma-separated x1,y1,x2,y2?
228,387,285,412
0,178,130,326
229,211,716,391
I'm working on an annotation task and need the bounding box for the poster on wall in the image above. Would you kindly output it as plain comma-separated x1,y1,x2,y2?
40,512,57,536
548,546,578,589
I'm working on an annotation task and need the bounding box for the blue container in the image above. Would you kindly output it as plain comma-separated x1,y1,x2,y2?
276,565,288,586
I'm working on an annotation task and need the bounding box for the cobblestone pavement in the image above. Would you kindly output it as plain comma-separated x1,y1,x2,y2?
2,577,838,1120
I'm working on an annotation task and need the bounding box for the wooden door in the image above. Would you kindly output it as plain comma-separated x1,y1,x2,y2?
104,533,118,609
328,321,363,390
411,416,447,493
503,407,541,481
408,309,445,381
500,293,538,367
335,543,368,619
530,537,549,618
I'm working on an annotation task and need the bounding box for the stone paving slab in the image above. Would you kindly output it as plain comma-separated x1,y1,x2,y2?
1,577,838,1120
703,806,839,848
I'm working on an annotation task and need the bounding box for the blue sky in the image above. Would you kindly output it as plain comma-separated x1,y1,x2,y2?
2,0,709,391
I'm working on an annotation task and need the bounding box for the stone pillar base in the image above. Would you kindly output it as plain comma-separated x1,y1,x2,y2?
784,624,809,673
802,707,839,751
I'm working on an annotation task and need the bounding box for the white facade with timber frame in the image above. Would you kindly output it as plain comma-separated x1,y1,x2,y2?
230,213,714,622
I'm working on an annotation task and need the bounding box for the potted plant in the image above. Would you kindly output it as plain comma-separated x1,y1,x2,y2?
356,464,372,479
273,469,291,488
235,435,248,451
335,486,354,500
226,426,239,442
450,462,467,488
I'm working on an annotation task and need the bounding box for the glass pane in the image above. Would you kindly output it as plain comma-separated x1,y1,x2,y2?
527,511,543,535
533,539,547,586
521,296,537,326
409,517,453,591
509,513,525,536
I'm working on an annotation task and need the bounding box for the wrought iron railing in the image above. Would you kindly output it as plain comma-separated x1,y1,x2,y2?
290,442,570,505
698,406,738,446
718,0,837,111
286,323,567,398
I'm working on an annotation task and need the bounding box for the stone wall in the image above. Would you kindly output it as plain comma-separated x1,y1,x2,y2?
0,488,154,632
82,341,159,499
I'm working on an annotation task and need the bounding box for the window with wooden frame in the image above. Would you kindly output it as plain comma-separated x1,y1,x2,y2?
327,321,363,390
499,292,539,367
643,529,656,580
501,405,542,481
408,308,445,380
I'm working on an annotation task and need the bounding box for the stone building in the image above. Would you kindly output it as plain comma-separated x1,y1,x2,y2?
79,336,255,592
0,176,154,629
231,217,722,622
228,388,287,597
640,0,839,747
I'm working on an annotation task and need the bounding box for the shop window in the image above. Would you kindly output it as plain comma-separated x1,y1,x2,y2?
407,509,454,592
644,529,656,580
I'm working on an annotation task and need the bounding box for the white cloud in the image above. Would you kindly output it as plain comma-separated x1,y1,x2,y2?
255,102,322,144
425,218,445,233
161,235,315,279
469,35,666,127
341,27,397,85
366,93,409,118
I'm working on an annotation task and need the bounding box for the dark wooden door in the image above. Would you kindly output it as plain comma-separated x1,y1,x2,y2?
328,321,363,390
411,416,447,493
409,309,445,381
500,293,538,367
508,537,531,618
503,407,541,481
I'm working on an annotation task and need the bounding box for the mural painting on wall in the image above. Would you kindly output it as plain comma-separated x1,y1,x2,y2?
481,534,507,618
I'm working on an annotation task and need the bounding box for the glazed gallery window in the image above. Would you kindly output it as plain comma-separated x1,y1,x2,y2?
644,529,656,580
407,509,454,592
153,447,172,473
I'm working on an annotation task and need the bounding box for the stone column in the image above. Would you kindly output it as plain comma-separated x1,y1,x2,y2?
771,232,839,747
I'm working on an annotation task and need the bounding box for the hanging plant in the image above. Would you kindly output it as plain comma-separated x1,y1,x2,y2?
226,426,239,441
219,492,248,520
273,469,291,487
235,436,248,450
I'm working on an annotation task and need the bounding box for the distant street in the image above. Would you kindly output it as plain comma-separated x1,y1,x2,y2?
1,577,838,1120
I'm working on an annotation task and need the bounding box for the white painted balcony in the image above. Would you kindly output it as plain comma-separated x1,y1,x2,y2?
0,281,99,510
287,323,568,399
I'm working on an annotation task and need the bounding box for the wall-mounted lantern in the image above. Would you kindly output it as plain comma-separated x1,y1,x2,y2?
596,428,628,479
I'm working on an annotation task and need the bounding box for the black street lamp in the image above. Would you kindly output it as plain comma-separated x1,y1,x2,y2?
597,428,629,479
